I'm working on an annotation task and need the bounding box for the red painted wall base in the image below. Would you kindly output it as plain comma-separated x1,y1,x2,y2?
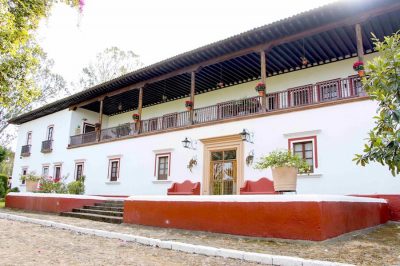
5,194,106,213
352,194,400,221
123,196,389,241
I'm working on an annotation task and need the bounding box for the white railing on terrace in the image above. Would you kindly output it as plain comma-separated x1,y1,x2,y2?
69,75,364,147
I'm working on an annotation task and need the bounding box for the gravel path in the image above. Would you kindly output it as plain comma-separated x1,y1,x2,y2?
1,208,400,265
0,218,260,266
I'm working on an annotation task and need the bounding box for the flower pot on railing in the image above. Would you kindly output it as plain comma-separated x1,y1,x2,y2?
185,101,193,111
353,61,365,77
255,82,266,97
132,113,140,123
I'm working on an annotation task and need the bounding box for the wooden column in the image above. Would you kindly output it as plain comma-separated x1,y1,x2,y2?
137,87,143,132
189,71,196,124
355,23,364,62
138,87,143,118
97,99,104,141
260,50,267,111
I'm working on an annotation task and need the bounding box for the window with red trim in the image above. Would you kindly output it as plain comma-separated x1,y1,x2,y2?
293,141,314,172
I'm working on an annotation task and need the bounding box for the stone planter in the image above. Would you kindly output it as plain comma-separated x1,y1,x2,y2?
271,166,297,192
26,180,39,192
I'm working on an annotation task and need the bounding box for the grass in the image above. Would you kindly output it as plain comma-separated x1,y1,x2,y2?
0,200,4,208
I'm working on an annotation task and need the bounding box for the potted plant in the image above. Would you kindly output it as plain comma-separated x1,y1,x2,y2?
185,100,193,111
20,172,41,192
255,82,266,96
132,113,140,123
255,150,310,192
353,61,365,77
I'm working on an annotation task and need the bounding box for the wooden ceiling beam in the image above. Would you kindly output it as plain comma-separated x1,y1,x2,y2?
69,2,400,110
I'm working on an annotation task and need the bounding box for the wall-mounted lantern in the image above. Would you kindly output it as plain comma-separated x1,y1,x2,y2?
182,137,196,150
239,129,254,143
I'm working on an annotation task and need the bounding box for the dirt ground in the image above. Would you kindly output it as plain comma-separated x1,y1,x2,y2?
0,219,261,266
1,208,400,266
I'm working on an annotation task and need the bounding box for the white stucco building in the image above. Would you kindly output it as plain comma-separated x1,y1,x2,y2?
9,0,400,196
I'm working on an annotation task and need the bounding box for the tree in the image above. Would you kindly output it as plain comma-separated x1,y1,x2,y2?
354,32,400,176
0,146,13,176
76,47,143,90
0,53,69,146
0,0,79,115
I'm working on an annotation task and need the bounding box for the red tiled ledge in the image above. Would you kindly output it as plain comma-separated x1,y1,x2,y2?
5,193,123,213
123,195,389,241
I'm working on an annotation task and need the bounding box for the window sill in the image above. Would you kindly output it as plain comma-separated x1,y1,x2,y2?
297,173,322,178
152,180,172,184
105,181,120,185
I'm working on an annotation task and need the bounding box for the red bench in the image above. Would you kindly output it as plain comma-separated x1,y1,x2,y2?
167,180,201,195
240,177,280,195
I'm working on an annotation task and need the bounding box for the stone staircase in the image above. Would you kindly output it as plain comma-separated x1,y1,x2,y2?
60,201,124,224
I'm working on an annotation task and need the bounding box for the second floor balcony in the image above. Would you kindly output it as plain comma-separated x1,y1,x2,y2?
41,140,53,153
69,75,365,148
20,145,31,157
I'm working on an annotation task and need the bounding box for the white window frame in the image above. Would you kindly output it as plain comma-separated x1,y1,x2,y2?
288,136,318,175
53,164,62,180
42,165,50,177
21,167,28,185
154,153,171,181
108,158,120,182
75,162,84,181
26,131,32,145
47,125,54,141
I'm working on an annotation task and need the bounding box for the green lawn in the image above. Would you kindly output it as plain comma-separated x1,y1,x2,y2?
0,201,4,208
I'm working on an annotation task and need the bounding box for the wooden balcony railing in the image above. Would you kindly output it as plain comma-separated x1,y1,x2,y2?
41,140,53,153
69,76,364,147
21,145,31,157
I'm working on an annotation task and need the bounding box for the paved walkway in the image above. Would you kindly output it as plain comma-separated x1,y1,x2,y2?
0,218,260,266
1,208,399,265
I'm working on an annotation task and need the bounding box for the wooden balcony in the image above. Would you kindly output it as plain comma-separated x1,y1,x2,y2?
20,145,31,157
69,76,364,147
41,140,53,153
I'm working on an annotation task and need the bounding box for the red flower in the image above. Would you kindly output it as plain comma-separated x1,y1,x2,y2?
255,82,266,92
353,61,364,71
132,113,140,120
185,101,193,107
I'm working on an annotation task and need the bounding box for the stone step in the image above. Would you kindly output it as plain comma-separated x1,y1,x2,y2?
95,202,124,207
84,205,124,212
72,208,124,217
60,212,123,224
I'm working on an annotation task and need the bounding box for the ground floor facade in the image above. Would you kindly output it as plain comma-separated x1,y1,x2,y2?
11,99,400,196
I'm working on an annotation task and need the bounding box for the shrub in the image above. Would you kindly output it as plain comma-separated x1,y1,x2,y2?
20,172,40,182
0,174,8,197
67,181,85,195
6,187,19,195
39,176,68,194
0,179,5,199
255,149,310,174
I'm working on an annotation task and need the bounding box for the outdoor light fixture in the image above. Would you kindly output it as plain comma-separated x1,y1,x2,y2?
117,102,123,111
182,137,196,150
239,128,254,143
